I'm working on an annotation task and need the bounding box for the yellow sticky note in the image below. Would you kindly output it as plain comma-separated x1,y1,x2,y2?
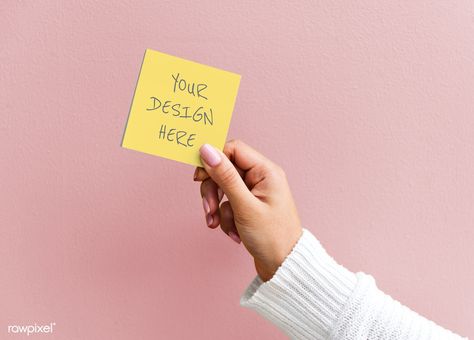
121,49,241,167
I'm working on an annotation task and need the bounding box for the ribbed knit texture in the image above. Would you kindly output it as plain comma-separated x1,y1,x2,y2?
241,229,467,340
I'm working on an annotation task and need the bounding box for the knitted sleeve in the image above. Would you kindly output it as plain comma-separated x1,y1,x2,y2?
240,229,467,340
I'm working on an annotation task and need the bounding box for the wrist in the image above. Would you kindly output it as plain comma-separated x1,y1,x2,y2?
254,228,303,282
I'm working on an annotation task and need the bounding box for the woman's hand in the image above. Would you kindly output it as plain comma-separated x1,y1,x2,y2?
194,140,302,282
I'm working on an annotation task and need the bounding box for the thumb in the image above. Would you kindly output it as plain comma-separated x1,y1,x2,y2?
199,144,254,207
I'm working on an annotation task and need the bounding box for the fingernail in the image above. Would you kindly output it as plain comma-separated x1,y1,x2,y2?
193,168,199,181
206,213,213,227
228,231,241,244
202,196,210,215
199,144,221,167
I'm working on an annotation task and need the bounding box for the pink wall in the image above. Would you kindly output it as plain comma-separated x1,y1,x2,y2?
1,1,473,339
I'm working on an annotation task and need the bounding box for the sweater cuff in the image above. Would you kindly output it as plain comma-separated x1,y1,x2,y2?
240,228,357,340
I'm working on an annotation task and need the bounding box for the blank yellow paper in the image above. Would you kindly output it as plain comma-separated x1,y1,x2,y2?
121,49,241,167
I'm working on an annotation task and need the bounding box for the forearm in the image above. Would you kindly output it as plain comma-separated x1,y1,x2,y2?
241,229,467,340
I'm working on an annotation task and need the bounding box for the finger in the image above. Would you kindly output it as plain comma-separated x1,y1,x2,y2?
199,144,256,207
208,211,221,229
223,139,272,172
200,178,225,207
200,178,220,228
219,201,241,244
223,139,276,191
200,178,220,215
193,167,209,182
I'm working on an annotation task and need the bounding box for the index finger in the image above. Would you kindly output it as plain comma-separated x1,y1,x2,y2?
223,139,272,171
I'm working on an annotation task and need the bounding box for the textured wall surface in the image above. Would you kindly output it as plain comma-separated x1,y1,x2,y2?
1,1,473,339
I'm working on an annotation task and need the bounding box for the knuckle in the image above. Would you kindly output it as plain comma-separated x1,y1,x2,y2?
227,138,243,150
223,139,237,157
232,139,243,147
272,163,287,179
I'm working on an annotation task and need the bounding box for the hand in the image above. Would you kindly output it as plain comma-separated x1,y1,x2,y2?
194,140,302,282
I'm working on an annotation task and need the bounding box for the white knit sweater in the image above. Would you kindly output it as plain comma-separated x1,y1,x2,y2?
241,229,467,340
